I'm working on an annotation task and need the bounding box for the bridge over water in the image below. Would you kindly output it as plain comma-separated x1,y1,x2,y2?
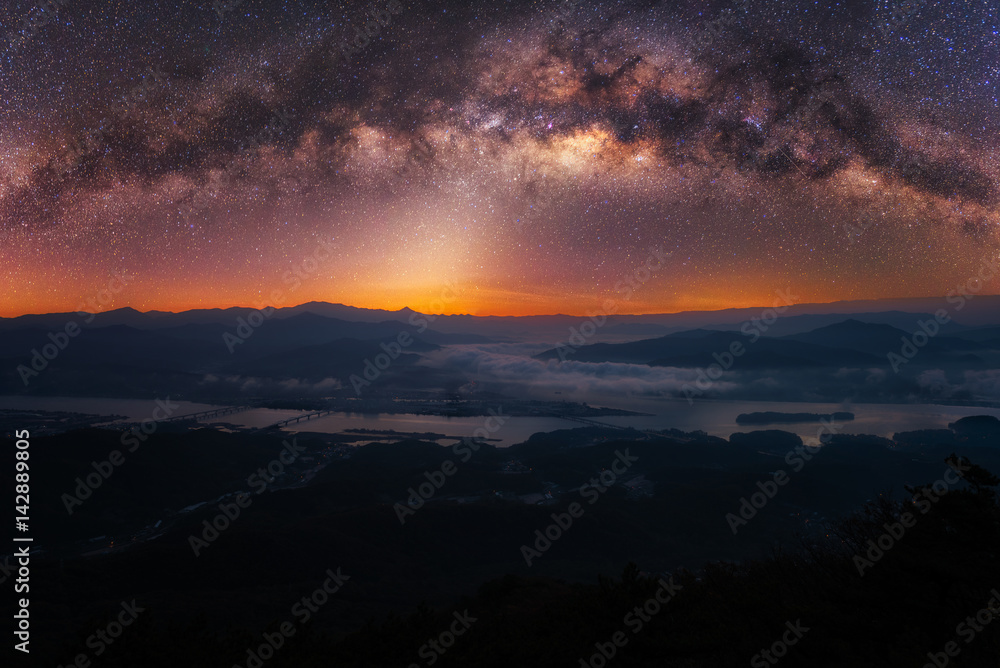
163,405,255,423
259,409,341,430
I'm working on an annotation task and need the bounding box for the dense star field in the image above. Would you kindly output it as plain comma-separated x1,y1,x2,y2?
1,0,997,316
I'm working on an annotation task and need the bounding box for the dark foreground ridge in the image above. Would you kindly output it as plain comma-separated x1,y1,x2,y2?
4,417,1000,667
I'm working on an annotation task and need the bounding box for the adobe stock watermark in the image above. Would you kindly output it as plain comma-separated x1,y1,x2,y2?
552,247,673,361
212,0,244,22
348,329,418,395
394,407,508,524
16,272,131,386
685,0,750,59
61,397,181,515
53,599,145,668
334,0,404,66
681,288,799,404
406,609,478,668
853,458,970,577
725,416,842,534
578,576,683,668
508,152,586,235
877,0,926,39
945,257,999,312
55,66,175,182
349,280,461,394
844,214,877,244
233,567,350,668
750,619,810,667
6,0,72,55
179,108,295,224
922,588,1000,668
846,151,936,246
396,134,435,181
548,0,582,26
520,449,639,566
888,257,999,373
189,437,305,556
222,236,337,352
845,149,968,251
768,90,843,149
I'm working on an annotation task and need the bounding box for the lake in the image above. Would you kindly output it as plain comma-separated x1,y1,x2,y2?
3,395,998,446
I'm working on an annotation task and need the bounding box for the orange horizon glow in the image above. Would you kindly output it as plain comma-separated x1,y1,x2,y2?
2,289,998,320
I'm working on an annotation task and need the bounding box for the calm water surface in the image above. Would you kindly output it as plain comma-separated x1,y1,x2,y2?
4,395,998,446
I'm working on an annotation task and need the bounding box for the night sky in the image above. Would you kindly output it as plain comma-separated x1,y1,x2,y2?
1,0,998,317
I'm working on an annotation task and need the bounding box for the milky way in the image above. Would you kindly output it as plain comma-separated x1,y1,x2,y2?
1,0,998,316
